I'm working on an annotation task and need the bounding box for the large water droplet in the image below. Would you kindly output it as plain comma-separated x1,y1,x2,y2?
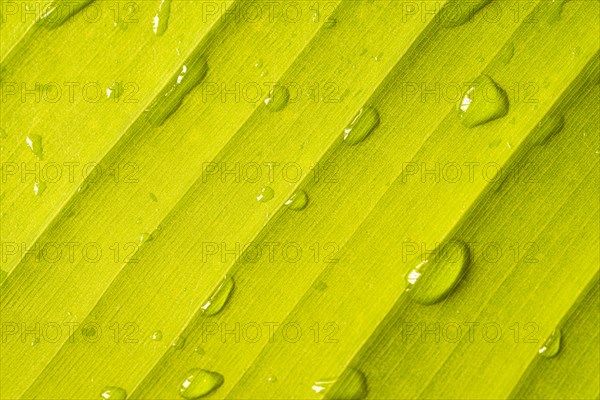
171,336,186,350
201,277,234,316
539,328,561,358
26,135,43,159
343,107,380,145
179,369,224,399
285,190,308,210
257,186,275,203
145,49,208,126
458,75,509,128
533,114,565,146
312,368,368,400
405,240,469,305
100,386,127,400
153,0,172,36
438,0,492,27
264,85,289,112
151,330,163,341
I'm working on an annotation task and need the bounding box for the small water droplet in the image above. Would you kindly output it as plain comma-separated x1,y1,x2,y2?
149,192,158,202
179,369,224,399
539,328,561,358
33,181,47,196
106,82,124,100
38,0,96,29
267,376,278,383
201,277,234,316
31,337,40,346
534,114,565,146
26,135,43,159
100,386,127,400
153,0,172,36
264,85,289,112
405,240,469,305
315,281,328,292
194,347,205,355
257,186,275,203
172,336,186,350
438,0,492,27
254,60,263,68
285,190,308,210
82,325,97,337
571,46,581,57
373,52,383,62
458,75,509,128
312,368,368,400
0,128,7,139
497,43,515,66
324,17,337,29
343,107,380,145
152,330,163,341
139,232,153,244
145,49,208,126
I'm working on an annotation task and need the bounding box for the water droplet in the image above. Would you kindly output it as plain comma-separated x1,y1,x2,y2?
497,43,515,66
458,75,509,128
324,17,337,29
285,190,308,210
149,192,158,202
312,368,368,400
26,135,43,159
179,369,224,399
405,240,469,305
438,0,492,27
139,232,153,244
373,52,383,62
33,181,47,196
488,137,502,148
534,114,565,146
82,325,97,337
264,85,289,112
343,107,380,145
145,49,208,126
539,328,561,358
194,347,205,355
31,337,40,346
100,386,127,400
152,330,163,341
549,0,570,24
201,277,234,316
172,336,186,350
106,82,124,100
38,0,96,29
153,0,172,36
257,186,275,203
315,281,328,291
267,376,278,383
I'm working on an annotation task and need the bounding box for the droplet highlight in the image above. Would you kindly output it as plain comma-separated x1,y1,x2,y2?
312,368,368,400
343,107,380,145
26,135,43,159
153,0,172,36
438,0,492,27
264,85,289,112
257,186,275,203
152,330,163,341
179,369,224,399
539,328,561,358
100,386,127,400
405,240,469,305
201,277,234,316
458,75,509,128
145,48,208,126
285,190,308,210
